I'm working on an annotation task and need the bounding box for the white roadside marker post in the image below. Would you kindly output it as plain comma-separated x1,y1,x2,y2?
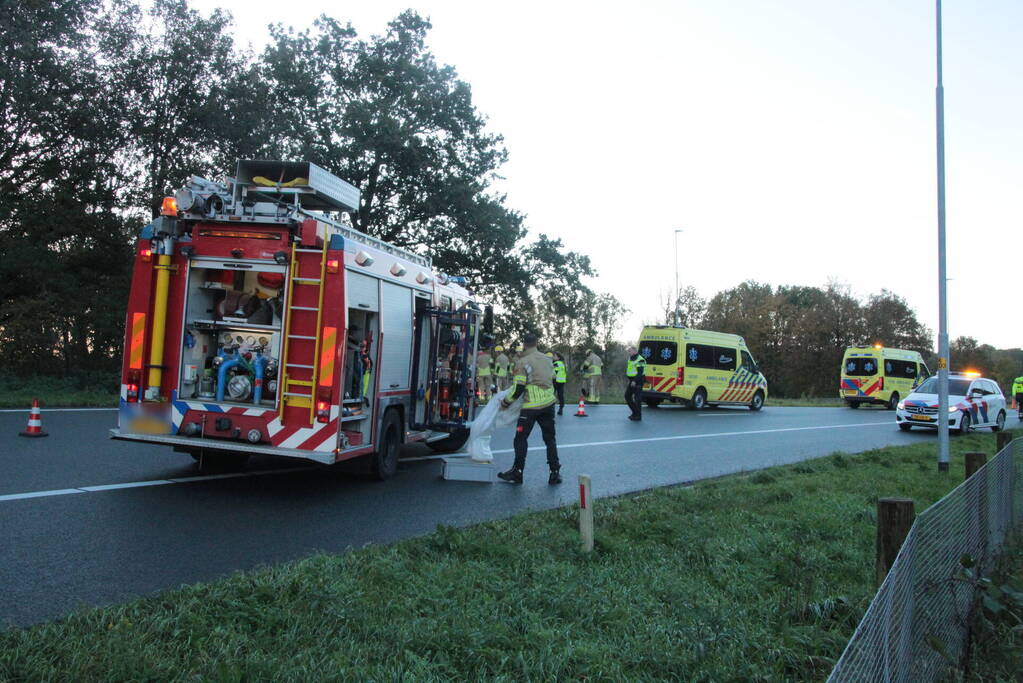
578,474,594,552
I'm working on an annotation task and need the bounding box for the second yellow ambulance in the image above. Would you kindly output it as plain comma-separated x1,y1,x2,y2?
839,345,930,409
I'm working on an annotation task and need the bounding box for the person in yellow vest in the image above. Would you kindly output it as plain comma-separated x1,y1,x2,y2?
1013,374,1023,419
494,345,510,392
581,349,603,403
625,345,648,421
476,347,493,404
498,333,561,485
552,351,568,415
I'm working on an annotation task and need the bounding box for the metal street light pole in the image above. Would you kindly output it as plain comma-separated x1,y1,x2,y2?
674,229,684,326
935,0,950,472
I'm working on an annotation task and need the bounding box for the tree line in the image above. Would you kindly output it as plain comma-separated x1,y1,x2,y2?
0,0,608,377
660,281,1021,397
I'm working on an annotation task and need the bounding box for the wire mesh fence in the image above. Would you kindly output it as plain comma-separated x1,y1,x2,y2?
828,437,1022,682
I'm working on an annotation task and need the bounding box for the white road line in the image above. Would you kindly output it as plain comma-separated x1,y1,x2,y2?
0,466,316,504
697,413,739,417
0,407,117,413
0,421,892,503
399,421,892,463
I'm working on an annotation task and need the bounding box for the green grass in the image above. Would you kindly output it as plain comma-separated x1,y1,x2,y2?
767,396,848,407
0,374,119,408
0,431,1017,681
964,540,1023,681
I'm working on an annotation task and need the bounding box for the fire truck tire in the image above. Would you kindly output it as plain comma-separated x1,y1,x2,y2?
372,410,402,481
426,428,470,453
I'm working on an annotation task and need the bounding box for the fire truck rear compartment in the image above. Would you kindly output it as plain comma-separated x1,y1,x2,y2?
178,261,286,407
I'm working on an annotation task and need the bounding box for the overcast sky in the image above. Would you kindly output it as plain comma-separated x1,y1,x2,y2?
212,0,1021,349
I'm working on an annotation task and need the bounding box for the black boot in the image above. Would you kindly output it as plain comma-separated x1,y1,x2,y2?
498,467,523,484
548,469,562,485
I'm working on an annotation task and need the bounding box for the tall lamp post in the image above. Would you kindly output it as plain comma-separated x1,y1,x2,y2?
673,228,684,326
935,0,950,472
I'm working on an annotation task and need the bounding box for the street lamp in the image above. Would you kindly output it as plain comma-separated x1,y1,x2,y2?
674,228,683,326
935,0,950,472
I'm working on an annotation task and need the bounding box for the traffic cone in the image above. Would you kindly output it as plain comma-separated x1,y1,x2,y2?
574,396,589,417
19,398,48,438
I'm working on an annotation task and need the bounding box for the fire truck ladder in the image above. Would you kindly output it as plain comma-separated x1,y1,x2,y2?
279,236,329,424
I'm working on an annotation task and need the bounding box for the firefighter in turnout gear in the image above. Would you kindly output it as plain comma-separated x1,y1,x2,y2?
477,347,494,404
1013,374,1023,419
498,333,561,485
494,345,510,392
625,346,647,421
581,349,603,403
552,351,567,415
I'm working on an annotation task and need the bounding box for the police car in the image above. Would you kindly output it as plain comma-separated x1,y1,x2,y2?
895,372,1007,433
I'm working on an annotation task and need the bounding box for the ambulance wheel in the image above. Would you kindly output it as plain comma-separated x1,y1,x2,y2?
956,413,972,435
690,389,707,411
426,428,469,453
992,411,1006,432
645,399,662,408
749,391,764,411
848,401,861,409
887,393,900,410
372,410,402,480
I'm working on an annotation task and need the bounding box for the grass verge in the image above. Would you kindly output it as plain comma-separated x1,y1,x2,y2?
0,374,118,409
767,396,848,408
0,431,1016,680
964,540,1023,681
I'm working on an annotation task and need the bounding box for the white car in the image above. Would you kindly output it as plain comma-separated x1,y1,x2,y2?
895,374,1007,433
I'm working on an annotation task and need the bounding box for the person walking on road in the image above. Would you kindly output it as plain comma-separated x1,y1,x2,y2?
494,345,510,392
1013,374,1023,419
624,346,647,421
581,349,603,404
477,346,493,404
498,333,562,485
552,351,567,415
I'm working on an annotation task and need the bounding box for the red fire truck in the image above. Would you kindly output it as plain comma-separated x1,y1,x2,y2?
111,160,483,478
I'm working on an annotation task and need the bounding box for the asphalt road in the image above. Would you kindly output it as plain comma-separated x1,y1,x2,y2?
0,402,986,626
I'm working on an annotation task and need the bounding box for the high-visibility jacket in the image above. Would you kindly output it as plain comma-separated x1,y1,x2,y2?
495,353,510,377
582,353,602,376
626,353,647,379
508,349,556,410
478,352,492,377
1013,376,1023,395
553,360,567,384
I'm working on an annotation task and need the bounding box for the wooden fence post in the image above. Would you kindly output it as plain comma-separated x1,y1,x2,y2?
876,498,915,587
965,452,987,480
578,474,594,553
995,430,1013,454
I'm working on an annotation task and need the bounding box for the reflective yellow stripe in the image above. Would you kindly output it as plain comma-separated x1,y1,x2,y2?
319,327,336,386
514,374,527,383
524,385,556,409
129,312,146,369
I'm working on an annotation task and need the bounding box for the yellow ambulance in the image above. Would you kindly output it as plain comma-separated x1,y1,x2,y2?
840,345,930,409
638,326,769,410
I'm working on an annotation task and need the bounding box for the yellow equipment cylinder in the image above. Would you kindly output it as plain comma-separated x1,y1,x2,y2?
146,251,172,398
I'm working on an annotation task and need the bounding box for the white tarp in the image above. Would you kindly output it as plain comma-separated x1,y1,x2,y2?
466,389,522,462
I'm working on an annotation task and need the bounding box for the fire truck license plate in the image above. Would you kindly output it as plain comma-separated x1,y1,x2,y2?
128,416,171,434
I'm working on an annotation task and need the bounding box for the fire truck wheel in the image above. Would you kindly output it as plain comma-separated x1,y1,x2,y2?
372,410,402,481
426,428,470,453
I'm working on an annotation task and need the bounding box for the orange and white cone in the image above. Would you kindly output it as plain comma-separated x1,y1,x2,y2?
19,398,48,438
574,397,588,417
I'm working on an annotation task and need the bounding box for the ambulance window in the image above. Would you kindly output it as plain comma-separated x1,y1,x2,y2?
685,344,715,369
713,347,736,371
844,358,878,376
918,364,931,379
885,360,917,378
640,341,677,366
741,351,756,371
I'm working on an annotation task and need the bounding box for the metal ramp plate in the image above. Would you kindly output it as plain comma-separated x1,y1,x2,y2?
442,456,496,483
